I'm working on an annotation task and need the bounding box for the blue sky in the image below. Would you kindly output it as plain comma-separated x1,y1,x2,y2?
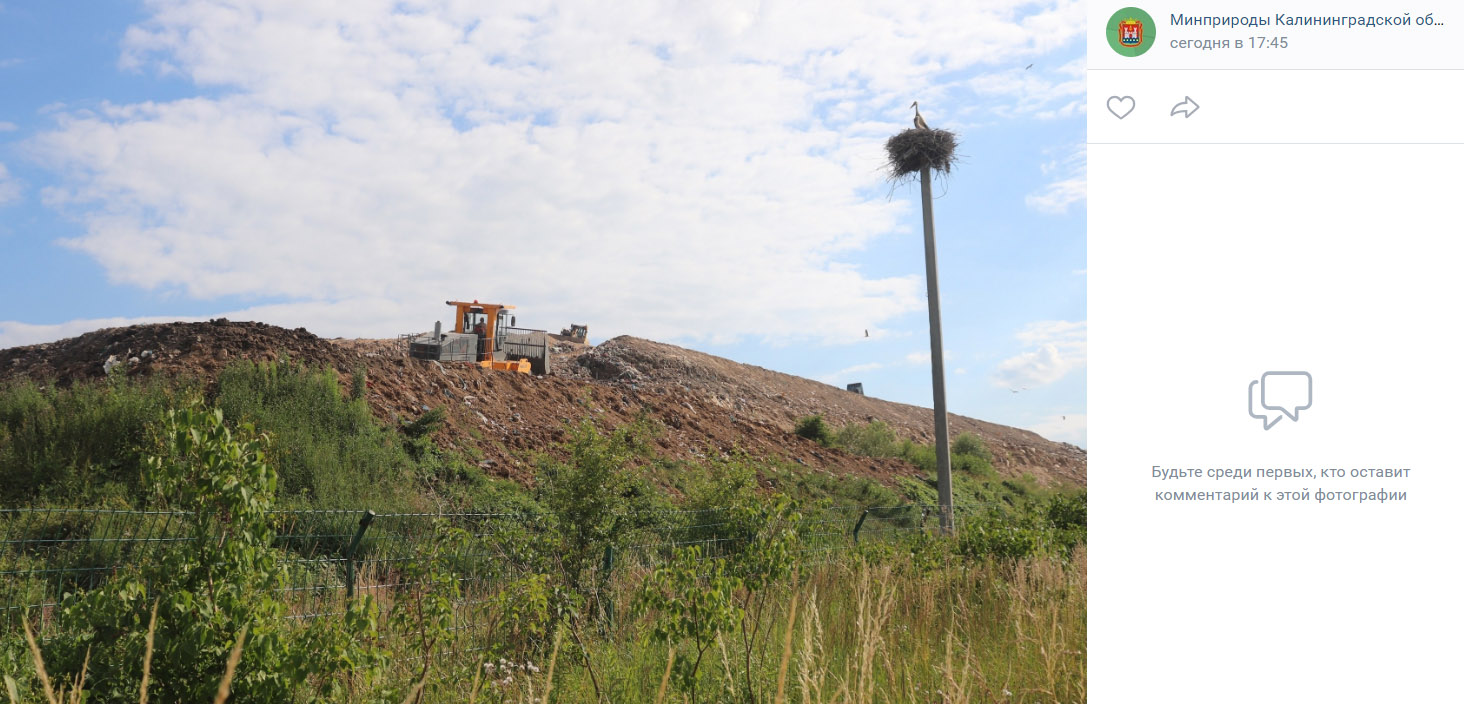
0,0,1086,446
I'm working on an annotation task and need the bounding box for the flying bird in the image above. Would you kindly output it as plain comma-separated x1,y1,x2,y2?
1025,63,1034,70
864,329,869,337
910,101,929,130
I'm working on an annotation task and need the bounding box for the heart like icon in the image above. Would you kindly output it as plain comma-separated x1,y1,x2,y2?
1106,95,1135,119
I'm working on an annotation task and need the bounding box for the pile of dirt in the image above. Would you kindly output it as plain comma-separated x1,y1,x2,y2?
1,322,1084,490
0,320,355,383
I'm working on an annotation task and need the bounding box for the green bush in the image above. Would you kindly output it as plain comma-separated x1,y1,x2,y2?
215,360,416,508
0,376,181,504
634,546,743,701
535,420,659,589
44,405,383,703
1046,492,1087,532
950,432,991,461
833,420,900,457
793,414,833,445
956,512,1048,563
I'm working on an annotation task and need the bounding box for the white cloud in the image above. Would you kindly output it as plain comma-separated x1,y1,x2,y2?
25,0,1083,346
992,319,1085,388
0,163,20,205
1026,143,1085,215
0,122,19,132
904,348,954,365
966,56,1085,118
817,345,952,383
1027,412,1085,447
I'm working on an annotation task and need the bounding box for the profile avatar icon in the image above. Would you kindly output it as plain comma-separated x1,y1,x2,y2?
1107,7,1156,57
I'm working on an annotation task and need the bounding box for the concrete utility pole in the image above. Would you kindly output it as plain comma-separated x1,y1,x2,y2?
919,165,955,535
884,108,957,535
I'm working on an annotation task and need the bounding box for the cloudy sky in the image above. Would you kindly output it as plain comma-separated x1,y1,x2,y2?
0,0,1086,446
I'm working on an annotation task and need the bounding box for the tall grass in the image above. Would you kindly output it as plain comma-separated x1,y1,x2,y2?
425,547,1087,702
0,361,455,511
215,360,418,509
0,376,181,505
6,548,1084,703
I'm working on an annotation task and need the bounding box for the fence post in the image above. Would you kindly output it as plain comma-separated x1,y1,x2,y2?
852,509,871,544
600,544,616,630
345,510,376,600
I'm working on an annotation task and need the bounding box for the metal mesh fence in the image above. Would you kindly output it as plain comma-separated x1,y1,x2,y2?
1,503,988,639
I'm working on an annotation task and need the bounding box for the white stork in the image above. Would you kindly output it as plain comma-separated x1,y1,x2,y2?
911,101,930,130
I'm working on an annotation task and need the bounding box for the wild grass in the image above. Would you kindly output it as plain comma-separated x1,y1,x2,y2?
0,376,182,505
5,541,1084,703
0,362,498,511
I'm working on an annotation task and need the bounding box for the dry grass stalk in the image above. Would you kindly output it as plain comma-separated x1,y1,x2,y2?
795,587,825,703
213,623,249,704
716,633,736,695
467,657,486,704
849,565,895,704
773,571,800,704
539,624,564,704
940,628,976,703
21,616,59,704
653,645,676,704
64,648,90,704
140,600,159,704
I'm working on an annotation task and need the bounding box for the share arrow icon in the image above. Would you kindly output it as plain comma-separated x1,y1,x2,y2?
1170,96,1200,118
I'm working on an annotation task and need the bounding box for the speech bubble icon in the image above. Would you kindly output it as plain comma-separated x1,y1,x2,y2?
1260,371,1312,423
1247,380,1283,430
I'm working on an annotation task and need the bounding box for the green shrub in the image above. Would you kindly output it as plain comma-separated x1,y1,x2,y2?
956,511,1048,562
215,360,415,508
45,405,383,703
0,376,180,504
634,546,743,701
905,529,952,575
535,420,659,589
400,406,446,440
793,414,833,445
1046,492,1087,531
833,420,900,458
950,432,991,461
349,367,368,402
897,439,937,472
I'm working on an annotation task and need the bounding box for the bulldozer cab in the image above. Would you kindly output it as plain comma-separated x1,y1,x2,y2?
438,300,548,374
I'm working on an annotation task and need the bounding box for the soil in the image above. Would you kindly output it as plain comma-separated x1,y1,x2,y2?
1,321,1085,490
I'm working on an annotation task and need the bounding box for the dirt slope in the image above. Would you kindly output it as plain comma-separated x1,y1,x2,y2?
1,322,1084,489
559,337,1085,486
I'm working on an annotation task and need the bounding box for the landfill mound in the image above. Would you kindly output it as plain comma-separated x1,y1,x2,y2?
0,320,355,382
1,322,1084,488
560,337,1085,486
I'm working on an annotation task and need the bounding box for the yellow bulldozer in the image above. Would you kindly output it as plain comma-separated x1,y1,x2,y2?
407,300,549,375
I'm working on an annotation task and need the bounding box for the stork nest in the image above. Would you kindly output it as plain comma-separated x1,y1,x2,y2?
884,128,958,179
